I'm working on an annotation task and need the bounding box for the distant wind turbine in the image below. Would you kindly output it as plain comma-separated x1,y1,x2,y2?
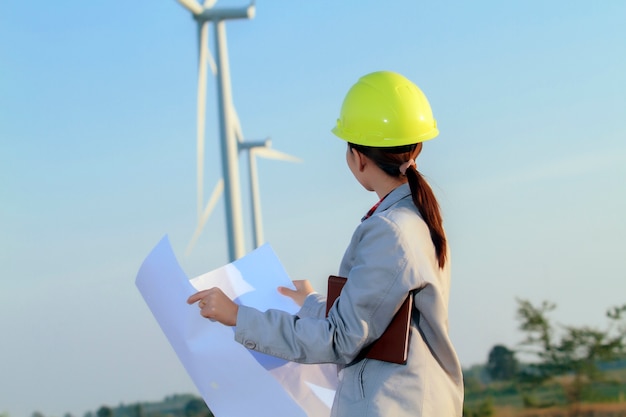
239,139,301,248
175,0,300,261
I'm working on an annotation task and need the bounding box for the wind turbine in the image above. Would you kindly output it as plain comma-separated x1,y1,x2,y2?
176,0,300,261
239,139,301,248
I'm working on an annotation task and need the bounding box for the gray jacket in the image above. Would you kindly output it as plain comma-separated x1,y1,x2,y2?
235,183,464,416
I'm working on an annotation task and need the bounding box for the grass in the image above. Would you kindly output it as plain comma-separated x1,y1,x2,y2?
463,366,626,416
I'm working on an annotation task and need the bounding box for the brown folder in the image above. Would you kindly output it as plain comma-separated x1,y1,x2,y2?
325,275,413,364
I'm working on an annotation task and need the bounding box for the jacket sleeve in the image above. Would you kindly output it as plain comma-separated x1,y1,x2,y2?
297,292,327,319
233,215,420,364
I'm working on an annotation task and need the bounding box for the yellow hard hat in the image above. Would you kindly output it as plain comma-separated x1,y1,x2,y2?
331,71,439,147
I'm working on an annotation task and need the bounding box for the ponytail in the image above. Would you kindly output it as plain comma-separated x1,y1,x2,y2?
349,142,447,269
405,166,447,269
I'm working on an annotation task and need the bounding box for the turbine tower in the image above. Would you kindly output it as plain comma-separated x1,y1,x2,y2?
176,0,299,261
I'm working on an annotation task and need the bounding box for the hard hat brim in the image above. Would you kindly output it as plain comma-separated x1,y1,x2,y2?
331,125,439,147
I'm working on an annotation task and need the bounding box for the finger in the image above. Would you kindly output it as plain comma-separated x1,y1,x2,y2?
277,286,294,296
187,290,210,304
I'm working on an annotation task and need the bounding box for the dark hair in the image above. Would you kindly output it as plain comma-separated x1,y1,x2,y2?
349,142,447,268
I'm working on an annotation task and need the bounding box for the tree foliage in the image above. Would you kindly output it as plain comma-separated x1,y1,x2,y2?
96,406,113,417
184,399,212,417
486,344,518,381
463,397,495,417
515,299,626,407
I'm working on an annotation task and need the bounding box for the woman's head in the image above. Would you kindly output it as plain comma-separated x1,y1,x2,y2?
335,71,447,268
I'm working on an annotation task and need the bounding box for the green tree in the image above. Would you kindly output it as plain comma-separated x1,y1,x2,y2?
96,406,113,417
515,299,626,411
486,344,518,381
128,404,142,417
463,397,494,417
184,398,213,417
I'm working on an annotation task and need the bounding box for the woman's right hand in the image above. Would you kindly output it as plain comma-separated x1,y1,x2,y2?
277,280,315,307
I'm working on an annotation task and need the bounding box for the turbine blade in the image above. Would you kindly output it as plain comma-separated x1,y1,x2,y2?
203,0,217,8
199,178,224,228
177,0,203,15
232,108,244,142
207,50,217,75
254,147,302,163
186,179,224,256
206,29,217,75
196,21,209,220
185,226,204,258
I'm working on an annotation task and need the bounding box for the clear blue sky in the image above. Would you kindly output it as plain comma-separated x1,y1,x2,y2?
1,1,625,416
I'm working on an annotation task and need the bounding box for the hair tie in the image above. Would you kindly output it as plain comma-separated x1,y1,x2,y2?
399,159,416,175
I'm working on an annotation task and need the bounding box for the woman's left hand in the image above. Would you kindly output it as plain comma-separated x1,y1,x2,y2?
187,288,238,326
278,280,315,307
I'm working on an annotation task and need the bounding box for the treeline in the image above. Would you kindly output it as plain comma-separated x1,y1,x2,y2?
16,394,213,417
87,395,214,417
463,299,626,417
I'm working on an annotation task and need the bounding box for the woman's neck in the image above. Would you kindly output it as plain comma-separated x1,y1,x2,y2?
374,177,406,199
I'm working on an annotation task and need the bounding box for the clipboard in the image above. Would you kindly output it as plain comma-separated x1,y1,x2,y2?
325,275,413,364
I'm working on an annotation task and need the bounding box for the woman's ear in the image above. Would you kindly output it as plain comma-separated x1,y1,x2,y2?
353,148,368,172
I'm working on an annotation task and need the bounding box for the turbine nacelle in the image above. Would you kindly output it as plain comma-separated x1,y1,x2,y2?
178,0,255,22
239,139,302,163
195,5,255,22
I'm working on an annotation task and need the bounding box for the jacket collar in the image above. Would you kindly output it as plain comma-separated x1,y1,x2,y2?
372,183,411,216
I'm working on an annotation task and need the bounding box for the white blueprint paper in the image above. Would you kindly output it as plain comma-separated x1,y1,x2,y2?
135,236,337,417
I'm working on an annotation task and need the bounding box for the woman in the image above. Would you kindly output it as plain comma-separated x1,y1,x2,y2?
188,71,464,416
